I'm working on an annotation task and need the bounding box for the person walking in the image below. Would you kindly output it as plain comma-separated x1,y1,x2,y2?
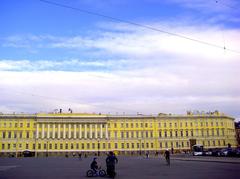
164,149,170,166
146,152,149,159
78,153,82,160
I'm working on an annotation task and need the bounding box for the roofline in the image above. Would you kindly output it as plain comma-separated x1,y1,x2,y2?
0,113,235,120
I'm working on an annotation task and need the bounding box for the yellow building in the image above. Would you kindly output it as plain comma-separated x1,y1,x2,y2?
0,111,237,157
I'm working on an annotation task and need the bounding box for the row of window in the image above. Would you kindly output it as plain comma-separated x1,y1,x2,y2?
113,121,225,128
2,131,33,139
0,120,229,129
37,131,107,139
0,128,226,139
0,122,32,128
1,142,153,150
1,140,226,150
0,123,107,129
38,123,106,129
116,129,224,138
158,129,224,138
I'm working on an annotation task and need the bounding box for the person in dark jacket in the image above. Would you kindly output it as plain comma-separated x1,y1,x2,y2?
90,157,98,173
106,151,118,177
164,149,170,165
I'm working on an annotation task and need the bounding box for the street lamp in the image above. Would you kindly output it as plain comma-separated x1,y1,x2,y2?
97,139,100,156
46,140,49,157
15,133,18,158
35,133,37,158
15,118,20,158
139,138,142,155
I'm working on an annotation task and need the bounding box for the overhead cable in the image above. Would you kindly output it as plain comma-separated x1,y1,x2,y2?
40,0,240,54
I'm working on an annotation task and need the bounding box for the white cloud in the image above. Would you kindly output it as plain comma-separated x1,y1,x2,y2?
161,0,239,13
0,68,239,117
0,21,240,119
3,23,240,59
0,59,130,71
47,27,240,60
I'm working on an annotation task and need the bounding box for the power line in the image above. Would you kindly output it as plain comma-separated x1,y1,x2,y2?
215,0,239,10
39,0,240,54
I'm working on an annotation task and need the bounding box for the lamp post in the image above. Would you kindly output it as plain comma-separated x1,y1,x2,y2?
139,138,142,155
46,140,49,157
97,139,100,156
15,133,18,158
15,118,19,158
35,133,37,158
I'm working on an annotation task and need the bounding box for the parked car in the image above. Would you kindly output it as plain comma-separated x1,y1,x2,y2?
219,148,236,157
219,149,229,156
22,150,35,157
204,148,221,156
211,148,221,156
203,150,212,156
8,153,15,158
234,148,240,157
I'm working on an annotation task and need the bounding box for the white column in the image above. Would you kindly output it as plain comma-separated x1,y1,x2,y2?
36,124,39,139
84,124,87,139
106,124,108,139
58,124,60,139
68,124,71,139
95,124,97,138
100,124,103,138
47,124,50,138
63,124,66,139
53,124,55,138
42,123,45,138
90,124,92,139
79,124,82,138
74,124,76,139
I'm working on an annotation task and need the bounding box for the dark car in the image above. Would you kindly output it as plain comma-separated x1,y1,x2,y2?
23,150,35,157
227,149,236,157
219,148,236,157
219,149,229,156
208,148,221,156
8,153,15,158
234,148,240,157
205,148,221,156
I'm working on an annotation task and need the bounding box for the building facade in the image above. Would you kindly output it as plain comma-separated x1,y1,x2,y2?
235,122,240,147
0,112,237,156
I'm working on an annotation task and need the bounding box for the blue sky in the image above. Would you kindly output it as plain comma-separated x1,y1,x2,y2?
1,0,239,61
0,0,240,119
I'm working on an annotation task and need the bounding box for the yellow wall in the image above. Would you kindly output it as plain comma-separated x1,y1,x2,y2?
0,113,237,155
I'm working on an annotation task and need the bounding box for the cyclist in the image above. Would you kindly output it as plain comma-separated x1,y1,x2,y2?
164,149,170,165
90,157,98,174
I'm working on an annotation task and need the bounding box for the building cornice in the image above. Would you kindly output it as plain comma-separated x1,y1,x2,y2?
0,113,235,121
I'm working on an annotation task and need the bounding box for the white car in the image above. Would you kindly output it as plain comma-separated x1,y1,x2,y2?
193,151,203,156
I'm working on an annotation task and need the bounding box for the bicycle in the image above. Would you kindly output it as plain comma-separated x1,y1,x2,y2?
86,167,106,177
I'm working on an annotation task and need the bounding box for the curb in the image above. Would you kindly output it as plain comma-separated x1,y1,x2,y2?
172,158,240,164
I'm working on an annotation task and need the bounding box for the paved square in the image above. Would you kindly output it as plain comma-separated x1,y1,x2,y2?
0,156,239,179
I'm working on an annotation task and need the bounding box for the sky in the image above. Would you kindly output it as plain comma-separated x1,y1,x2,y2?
0,0,240,120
